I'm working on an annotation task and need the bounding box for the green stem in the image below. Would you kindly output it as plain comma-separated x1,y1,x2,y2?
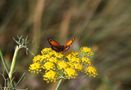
0,50,9,74
55,79,63,90
9,46,20,80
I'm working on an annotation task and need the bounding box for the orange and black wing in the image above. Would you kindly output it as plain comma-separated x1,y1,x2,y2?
48,38,61,47
63,37,75,51
65,37,75,47
48,38,63,52
48,37,75,52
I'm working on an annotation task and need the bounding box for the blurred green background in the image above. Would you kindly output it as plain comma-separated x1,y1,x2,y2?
0,0,131,90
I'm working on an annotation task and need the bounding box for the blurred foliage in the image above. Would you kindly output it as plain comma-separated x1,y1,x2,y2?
0,0,131,90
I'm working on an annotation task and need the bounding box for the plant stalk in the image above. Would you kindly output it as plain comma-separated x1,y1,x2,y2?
9,46,20,80
55,79,63,90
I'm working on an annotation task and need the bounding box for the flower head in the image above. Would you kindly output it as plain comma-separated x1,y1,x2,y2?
64,68,77,79
29,47,97,83
72,63,83,71
29,62,41,74
43,62,55,70
43,70,57,83
81,57,91,65
80,47,94,56
57,61,68,70
85,66,97,77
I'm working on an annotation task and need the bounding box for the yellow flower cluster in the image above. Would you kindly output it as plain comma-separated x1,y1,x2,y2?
29,47,97,83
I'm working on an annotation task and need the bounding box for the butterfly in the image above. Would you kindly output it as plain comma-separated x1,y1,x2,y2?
48,37,75,52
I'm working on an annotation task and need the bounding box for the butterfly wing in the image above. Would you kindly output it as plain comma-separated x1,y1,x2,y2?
63,46,70,52
51,46,62,52
48,37,75,52
65,37,75,47
48,38,63,52
48,38,61,47
63,37,75,51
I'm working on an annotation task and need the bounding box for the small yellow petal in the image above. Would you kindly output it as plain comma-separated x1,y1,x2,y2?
57,61,68,70
43,62,55,70
80,47,94,56
29,62,41,74
43,70,57,83
85,66,97,77
64,68,77,79
81,57,91,65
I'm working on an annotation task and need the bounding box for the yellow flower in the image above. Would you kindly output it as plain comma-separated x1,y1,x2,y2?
33,54,51,63
29,62,41,74
41,48,52,54
57,61,68,70
64,68,77,79
73,63,83,71
85,66,97,77
54,53,64,58
29,47,97,83
70,51,79,56
49,51,56,56
66,51,78,57
48,57,58,63
66,55,80,63
33,55,42,62
43,62,55,70
43,70,57,83
80,47,94,56
81,57,91,65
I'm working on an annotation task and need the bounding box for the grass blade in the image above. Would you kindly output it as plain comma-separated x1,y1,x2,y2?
0,49,9,74
16,72,25,86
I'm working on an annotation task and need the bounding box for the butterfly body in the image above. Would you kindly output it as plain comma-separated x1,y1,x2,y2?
48,38,74,52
